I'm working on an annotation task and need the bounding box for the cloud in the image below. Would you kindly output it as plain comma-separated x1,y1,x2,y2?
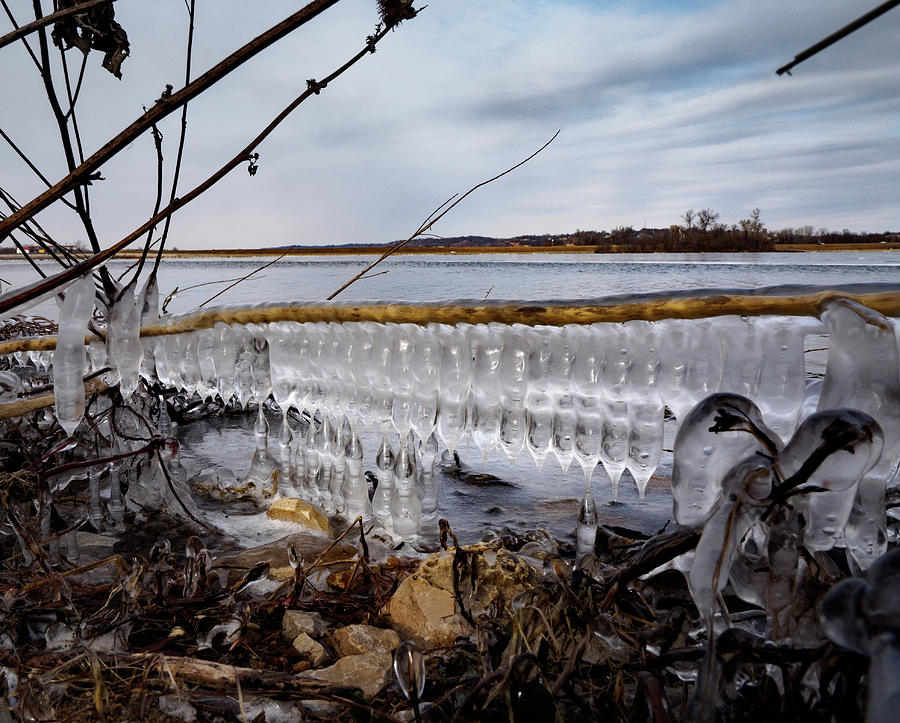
0,0,898,249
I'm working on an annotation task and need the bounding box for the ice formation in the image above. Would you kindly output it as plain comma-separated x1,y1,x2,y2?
52,274,96,436
13,287,897,550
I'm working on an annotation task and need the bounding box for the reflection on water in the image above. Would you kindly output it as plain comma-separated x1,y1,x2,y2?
176,408,677,547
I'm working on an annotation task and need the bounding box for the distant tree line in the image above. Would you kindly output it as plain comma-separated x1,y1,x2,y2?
274,209,898,252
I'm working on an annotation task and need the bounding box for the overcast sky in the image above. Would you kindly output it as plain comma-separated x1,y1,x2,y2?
1,0,899,249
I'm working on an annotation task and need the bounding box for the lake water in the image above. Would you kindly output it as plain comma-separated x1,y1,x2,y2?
3,251,898,545
3,250,899,317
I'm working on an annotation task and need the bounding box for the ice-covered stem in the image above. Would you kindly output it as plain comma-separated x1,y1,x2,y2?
3,286,898,357
817,297,900,569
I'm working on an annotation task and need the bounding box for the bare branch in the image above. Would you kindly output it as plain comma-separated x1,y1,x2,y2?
777,0,900,75
0,16,404,315
0,0,345,245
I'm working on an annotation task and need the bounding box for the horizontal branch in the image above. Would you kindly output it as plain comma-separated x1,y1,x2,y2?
2,286,897,357
136,288,900,335
0,375,107,421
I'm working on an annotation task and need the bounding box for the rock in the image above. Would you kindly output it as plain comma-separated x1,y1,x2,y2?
331,624,400,657
385,575,466,649
384,543,539,650
300,652,393,700
291,632,328,666
267,498,331,534
215,532,355,583
283,610,326,640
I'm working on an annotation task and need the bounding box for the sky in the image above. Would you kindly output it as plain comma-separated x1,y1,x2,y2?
1,0,899,250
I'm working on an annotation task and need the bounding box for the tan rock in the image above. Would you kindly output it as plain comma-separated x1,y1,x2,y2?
292,632,328,666
415,544,539,610
267,498,332,533
384,574,469,649
283,610,326,640
384,544,539,650
332,624,400,657
300,652,393,700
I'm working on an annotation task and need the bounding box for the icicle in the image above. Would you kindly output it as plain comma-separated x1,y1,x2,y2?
106,279,144,399
157,394,172,436
392,432,421,539
213,322,238,405
524,326,553,471
53,274,96,436
108,462,125,528
626,396,664,498
304,413,321,497
599,392,629,500
409,324,439,443
419,432,440,522
138,275,160,382
549,326,577,474
343,425,371,522
276,413,297,499
471,324,503,463
390,324,417,437
755,316,820,442
436,324,472,453
316,414,335,514
195,327,218,401
373,433,395,534
498,324,528,466
818,298,900,569
330,416,349,513
576,487,597,558
88,469,103,531
255,405,269,449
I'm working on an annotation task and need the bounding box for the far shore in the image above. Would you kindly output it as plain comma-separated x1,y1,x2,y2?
1,241,897,261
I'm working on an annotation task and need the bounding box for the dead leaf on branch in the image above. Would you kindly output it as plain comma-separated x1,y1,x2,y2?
51,0,130,79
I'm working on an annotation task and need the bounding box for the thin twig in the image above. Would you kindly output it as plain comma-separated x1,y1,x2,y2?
155,0,196,278
197,255,284,309
326,130,560,300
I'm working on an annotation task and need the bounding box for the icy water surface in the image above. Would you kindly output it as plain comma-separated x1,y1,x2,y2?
3,250,899,316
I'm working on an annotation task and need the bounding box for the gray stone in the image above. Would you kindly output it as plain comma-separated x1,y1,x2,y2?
283,610,327,640
331,624,400,657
